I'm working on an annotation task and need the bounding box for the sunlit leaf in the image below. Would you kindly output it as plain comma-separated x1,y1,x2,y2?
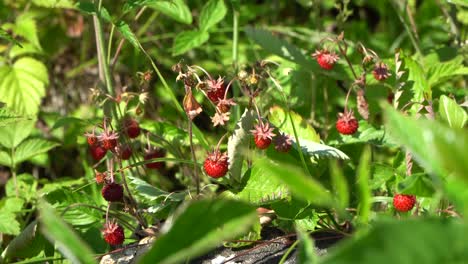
172,30,210,55
199,0,227,31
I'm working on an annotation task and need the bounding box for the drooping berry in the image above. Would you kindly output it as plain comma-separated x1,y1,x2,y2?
84,130,98,146
144,149,165,169
102,183,124,202
204,150,229,178
274,133,293,153
372,62,391,81
123,118,141,139
251,122,276,150
98,130,119,151
336,111,359,135
90,145,107,161
102,221,125,246
312,49,339,70
393,194,416,212
206,77,226,103
119,145,132,160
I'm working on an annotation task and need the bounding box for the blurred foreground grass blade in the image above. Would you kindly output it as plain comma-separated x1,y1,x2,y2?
384,105,468,182
255,158,333,206
330,161,349,213
138,199,257,264
356,146,371,225
38,200,96,264
297,227,318,264
321,219,468,264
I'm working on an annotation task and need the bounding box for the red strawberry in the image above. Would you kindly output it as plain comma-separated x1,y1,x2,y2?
206,77,226,103
102,183,124,202
98,130,119,151
144,149,165,169
336,111,359,135
312,49,339,70
123,118,141,139
90,145,107,161
102,221,125,246
251,122,276,150
119,145,132,160
84,130,98,146
393,194,416,212
95,171,106,184
204,150,229,178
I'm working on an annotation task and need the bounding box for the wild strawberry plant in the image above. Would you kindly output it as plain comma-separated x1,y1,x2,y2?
0,1,467,264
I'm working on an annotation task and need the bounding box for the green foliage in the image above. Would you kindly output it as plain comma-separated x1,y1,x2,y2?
438,95,467,128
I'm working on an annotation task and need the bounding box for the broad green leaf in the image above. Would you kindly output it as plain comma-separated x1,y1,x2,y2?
15,13,41,50
370,164,394,189
269,106,320,142
128,175,185,202
255,158,333,206
404,55,430,102
232,161,289,205
227,109,255,181
439,95,467,128
138,199,257,264
330,161,349,210
140,120,191,146
397,173,435,197
147,0,192,24
0,197,25,213
427,57,468,87
384,106,468,182
32,0,76,8
448,0,468,7
172,30,210,55
1,220,47,260
0,57,48,116
100,8,140,49
199,0,227,31
0,119,35,149
38,201,96,264
321,219,468,264
356,146,371,224
0,107,29,127
0,212,20,235
14,138,59,164
298,139,349,160
6,174,37,201
297,227,318,264
0,149,10,166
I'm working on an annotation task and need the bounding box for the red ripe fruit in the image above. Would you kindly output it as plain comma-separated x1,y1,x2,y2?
254,136,272,150
251,122,276,150
123,118,141,139
336,111,359,135
119,145,132,160
95,171,106,184
102,221,125,246
98,130,119,151
90,145,107,161
101,183,124,202
203,150,229,178
206,77,226,103
87,136,97,146
393,194,416,212
144,149,165,169
312,49,339,70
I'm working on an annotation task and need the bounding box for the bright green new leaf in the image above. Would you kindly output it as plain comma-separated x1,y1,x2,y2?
15,13,41,50
39,201,97,264
439,95,467,128
199,0,227,31
0,119,35,149
397,173,436,197
269,106,320,142
427,57,468,87
0,211,21,235
0,107,29,127
298,139,349,160
404,55,430,102
32,0,76,8
147,0,192,24
172,30,210,55
0,57,48,116
14,138,59,164
138,199,257,264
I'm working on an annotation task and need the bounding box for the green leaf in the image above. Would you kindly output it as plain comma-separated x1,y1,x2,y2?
321,219,468,264
0,28,22,47
32,0,76,8
356,146,371,225
255,158,333,206
298,139,349,160
15,13,41,50
227,109,255,182
128,175,184,202
0,107,29,127
147,0,192,24
439,95,467,128
384,106,468,182
404,55,430,102
330,161,349,210
38,201,97,264
449,0,468,7
397,173,435,197
199,0,227,31
1,220,48,260
0,197,25,213
0,57,48,116
0,119,35,149
297,227,318,264
0,149,10,167
172,30,210,56
139,199,257,264
269,106,320,142
233,162,290,205
0,211,21,235
6,174,37,201
14,138,59,164
427,57,468,87
100,8,140,50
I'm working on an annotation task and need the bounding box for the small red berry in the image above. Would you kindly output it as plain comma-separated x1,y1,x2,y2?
102,221,125,246
123,118,141,139
144,149,165,169
372,62,391,81
98,130,119,151
90,145,107,161
393,194,416,212
84,130,98,146
312,49,339,70
336,111,359,135
119,145,132,160
251,122,276,150
204,150,229,178
206,77,226,103
102,183,124,202
95,171,106,184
